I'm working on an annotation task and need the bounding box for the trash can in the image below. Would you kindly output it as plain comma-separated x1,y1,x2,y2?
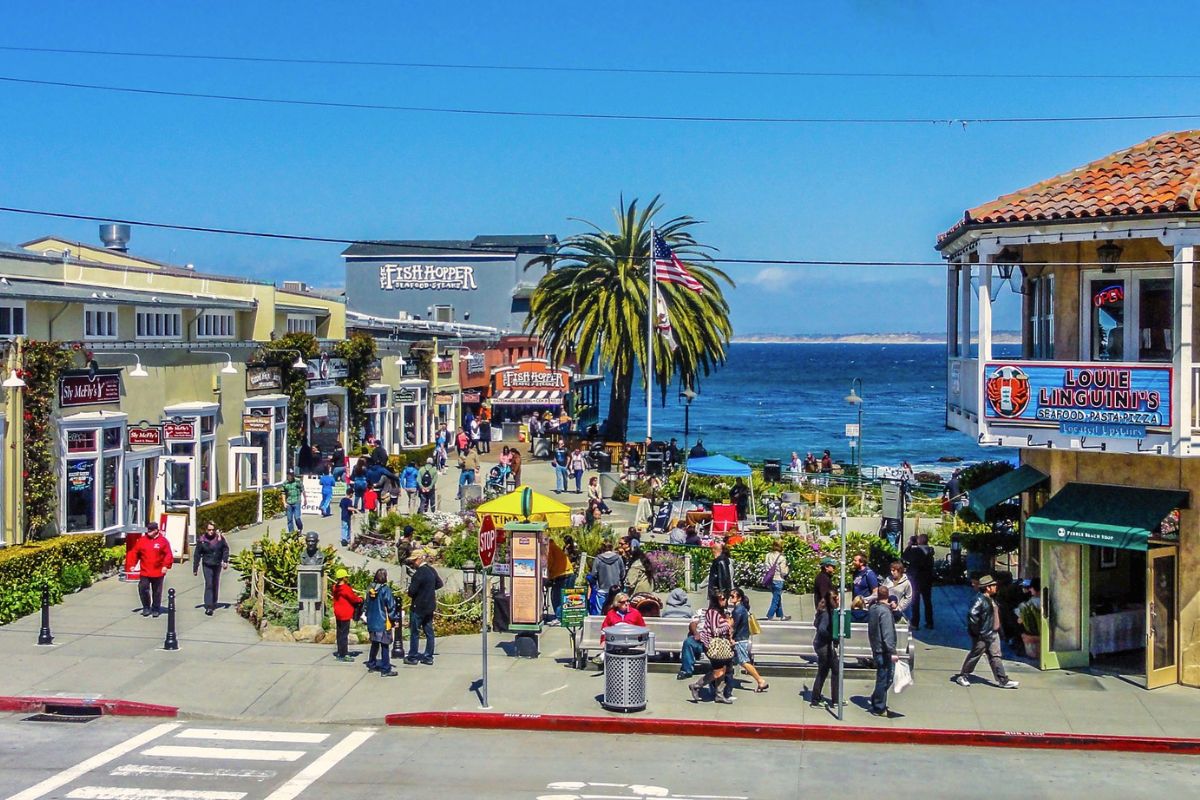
763,458,782,482
593,449,613,474
601,622,653,713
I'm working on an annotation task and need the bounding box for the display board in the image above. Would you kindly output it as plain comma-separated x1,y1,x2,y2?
506,525,544,630
301,476,324,515
160,512,189,558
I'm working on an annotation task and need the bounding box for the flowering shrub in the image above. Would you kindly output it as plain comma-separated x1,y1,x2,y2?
646,549,686,591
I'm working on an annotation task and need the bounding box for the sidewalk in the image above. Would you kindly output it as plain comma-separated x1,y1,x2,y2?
2,526,1197,738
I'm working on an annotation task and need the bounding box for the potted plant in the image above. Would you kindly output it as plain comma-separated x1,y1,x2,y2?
1018,602,1041,658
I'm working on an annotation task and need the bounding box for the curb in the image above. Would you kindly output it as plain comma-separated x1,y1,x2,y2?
385,711,1200,756
0,695,178,718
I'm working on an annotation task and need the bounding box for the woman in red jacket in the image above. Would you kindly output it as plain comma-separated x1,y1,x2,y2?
330,568,363,662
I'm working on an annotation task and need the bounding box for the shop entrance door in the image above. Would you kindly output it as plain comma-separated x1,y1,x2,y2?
123,456,157,532
228,446,265,524
1146,547,1179,688
1039,541,1091,670
157,456,197,547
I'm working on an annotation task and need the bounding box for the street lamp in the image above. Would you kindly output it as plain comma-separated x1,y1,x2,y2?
461,560,479,598
195,351,239,375
678,386,697,449
92,351,149,378
844,378,864,481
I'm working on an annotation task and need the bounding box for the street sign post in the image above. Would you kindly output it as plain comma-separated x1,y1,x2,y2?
477,515,496,709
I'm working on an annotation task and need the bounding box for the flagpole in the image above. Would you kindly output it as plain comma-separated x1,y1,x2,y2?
646,226,655,444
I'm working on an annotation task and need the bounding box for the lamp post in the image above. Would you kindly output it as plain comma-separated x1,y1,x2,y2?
461,560,479,598
844,378,864,481
679,386,697,450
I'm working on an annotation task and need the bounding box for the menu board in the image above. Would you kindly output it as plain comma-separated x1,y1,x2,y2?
508,533,543,627
301,476,324,516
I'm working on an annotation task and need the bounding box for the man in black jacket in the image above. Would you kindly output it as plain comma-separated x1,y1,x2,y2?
405,550,443,665
707,542,734,601
952,575,1019,689
902,534,936,629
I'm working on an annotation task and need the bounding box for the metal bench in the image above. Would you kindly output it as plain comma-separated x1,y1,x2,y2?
576,615,915,671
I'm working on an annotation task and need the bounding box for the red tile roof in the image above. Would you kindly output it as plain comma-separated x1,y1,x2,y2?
938,130,1200,247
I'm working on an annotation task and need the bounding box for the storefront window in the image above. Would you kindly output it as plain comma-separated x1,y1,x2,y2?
200,440,213,503
391,385,428,449
366,389,388,448
308,393,345,454
245,396,289,485
164,407,219,505
61,416,126,533
1085,271,1174,363
1089,277,1126,361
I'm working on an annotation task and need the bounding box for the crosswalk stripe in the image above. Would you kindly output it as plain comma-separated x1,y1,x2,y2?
261,730,375,800
66,789,245,800
141,746,305,762
175,730,329,745
6,723,180,800
110,766,276,780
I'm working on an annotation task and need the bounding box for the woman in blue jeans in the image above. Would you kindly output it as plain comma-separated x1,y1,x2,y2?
763,539,790,620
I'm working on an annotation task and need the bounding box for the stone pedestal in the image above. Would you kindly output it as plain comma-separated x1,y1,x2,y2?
297,563,326,629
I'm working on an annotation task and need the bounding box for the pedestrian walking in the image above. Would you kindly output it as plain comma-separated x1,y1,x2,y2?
688,592,736,704
192,522,229,615
729,588,769,692
400,461,420,512
339,486,355,546
952,575,1020,689
364,569,398,676
867,584,898,717
902,534,936,629
813,556,837,610
350,458,368,511
281,470,304,533
405,550,443,665
417,457,438,512
458,448,479,499
330,568,362,661
552,439,569,493
706,542,734,601
132,521,173,617
318,469,336,517
479,416,491,454
762,539,790,620
810,590,839,709
569,447,587,493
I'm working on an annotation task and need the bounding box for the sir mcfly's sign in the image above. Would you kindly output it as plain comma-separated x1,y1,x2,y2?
984,362,1172,439
378,264,477,291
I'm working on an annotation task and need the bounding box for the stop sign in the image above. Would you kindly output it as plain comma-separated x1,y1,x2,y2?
478,514,498,569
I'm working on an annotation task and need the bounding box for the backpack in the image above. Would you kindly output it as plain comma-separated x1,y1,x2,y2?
420,469,434,489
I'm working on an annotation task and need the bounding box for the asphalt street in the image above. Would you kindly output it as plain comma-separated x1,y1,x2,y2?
1,715,1197,800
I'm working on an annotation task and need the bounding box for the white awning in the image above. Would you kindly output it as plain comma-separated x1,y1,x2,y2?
490,389,564,406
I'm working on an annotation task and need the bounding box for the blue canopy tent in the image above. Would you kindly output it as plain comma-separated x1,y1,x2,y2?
681,455,756,522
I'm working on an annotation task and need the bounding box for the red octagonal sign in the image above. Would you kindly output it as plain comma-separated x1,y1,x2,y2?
478,515,498,569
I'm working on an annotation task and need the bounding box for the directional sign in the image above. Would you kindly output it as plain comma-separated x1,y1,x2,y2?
478,514,498,569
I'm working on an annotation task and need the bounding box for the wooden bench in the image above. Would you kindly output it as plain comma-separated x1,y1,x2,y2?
576,615,916,671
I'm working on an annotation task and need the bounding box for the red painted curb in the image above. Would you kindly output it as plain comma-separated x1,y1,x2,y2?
385,711,1200,756
0,695,178,718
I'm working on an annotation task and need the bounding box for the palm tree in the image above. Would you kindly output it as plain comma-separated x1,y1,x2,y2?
526,196,734,443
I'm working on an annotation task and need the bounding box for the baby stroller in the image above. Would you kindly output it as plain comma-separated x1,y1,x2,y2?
484,464,514,499
629,592,663,618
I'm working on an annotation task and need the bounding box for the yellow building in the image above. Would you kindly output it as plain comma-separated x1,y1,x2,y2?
938,131,1200,689
0,227,346,546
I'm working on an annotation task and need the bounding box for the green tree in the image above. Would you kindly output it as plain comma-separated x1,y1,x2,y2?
525,196,733,443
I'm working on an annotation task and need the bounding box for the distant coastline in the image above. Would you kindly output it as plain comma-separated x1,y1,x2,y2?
732,331,1020,345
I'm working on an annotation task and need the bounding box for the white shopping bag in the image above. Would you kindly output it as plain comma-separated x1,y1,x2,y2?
893,660,913,694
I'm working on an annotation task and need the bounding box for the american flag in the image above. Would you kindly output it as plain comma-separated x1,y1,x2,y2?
652,230,704,292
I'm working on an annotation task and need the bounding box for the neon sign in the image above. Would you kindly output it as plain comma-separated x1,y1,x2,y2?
1093,284,1125,307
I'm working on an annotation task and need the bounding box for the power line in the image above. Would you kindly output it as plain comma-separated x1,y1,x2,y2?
0,74,1196,127
0,205,1184,268
1,45,1197,81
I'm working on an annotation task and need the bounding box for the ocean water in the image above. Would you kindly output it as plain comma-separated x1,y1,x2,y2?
607,343,1018,474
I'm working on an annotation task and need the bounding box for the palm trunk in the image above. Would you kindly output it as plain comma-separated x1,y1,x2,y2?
605,367,634,443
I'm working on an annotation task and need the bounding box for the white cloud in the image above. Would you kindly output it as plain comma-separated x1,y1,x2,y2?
748,266,792,291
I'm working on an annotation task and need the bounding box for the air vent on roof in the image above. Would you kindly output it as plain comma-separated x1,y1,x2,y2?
282,280,308,293
99,224,130,252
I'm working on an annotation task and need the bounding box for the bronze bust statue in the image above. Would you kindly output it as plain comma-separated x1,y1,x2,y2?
300,531,325,566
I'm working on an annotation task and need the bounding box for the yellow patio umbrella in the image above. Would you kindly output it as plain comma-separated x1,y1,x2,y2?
476,484,573,528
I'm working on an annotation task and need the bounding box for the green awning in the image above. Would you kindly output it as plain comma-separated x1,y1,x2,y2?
1026,483,1188,551
968,465,1048,520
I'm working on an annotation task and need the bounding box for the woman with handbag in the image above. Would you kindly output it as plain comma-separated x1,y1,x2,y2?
688,592,736,704
729,588,769,692
364,568,398,677
762,539,790,620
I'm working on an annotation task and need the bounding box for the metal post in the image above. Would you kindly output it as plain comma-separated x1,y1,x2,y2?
837,499,847,721
163,587,179,651
37,583,53,645
481,568,491,709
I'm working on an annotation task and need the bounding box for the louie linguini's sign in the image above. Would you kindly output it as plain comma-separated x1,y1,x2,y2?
984,362,1172,439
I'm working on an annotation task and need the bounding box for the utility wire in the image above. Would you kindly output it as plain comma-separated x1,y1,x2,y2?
0,74,1196,127
0,205,1185,268
1,45,1197,81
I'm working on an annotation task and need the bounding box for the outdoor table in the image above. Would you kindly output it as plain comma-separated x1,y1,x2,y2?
686,511,713,527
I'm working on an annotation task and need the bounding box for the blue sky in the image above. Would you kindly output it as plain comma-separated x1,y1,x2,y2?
0,1,1196,334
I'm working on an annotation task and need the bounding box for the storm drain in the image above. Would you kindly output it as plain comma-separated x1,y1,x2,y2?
23,703,103,723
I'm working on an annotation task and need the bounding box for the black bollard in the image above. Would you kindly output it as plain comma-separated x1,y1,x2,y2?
37,583,53,645
163,588,179,651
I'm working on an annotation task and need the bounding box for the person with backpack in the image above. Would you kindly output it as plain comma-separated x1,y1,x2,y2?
405,550,443,665
364,568,398,677
417,458,438,512
762,538,790,620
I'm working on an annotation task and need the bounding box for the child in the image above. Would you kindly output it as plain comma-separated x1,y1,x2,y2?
339,486,355,547
330,567,362,661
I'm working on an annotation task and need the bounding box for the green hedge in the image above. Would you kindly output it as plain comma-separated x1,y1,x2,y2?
196,490,285,533
0,534,106,623
386,444,436,471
